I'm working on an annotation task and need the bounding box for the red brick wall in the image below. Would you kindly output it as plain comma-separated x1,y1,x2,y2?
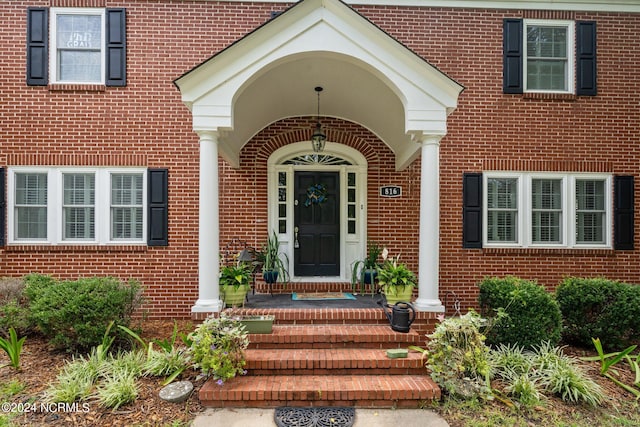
1,1,638,317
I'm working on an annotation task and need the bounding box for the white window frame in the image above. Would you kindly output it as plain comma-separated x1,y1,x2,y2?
523,19,575,94
483,172,611,249
7,167,146,245
49,8,106,85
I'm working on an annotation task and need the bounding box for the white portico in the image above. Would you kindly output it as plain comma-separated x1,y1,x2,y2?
174,0,463,313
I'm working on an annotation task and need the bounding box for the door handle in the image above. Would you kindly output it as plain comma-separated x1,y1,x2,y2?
294,226,300,248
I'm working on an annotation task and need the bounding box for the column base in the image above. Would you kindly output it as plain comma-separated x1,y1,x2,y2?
191,299,224,313
412,297,445,312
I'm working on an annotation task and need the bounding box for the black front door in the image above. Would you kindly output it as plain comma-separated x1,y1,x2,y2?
294,171,340,276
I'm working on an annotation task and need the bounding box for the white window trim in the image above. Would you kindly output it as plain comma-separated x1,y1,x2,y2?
8,167,146,245
523,19,575,94
49,8,106,85
483,172,612,249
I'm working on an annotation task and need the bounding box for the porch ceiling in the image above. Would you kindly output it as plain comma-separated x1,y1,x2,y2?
174,0,464,171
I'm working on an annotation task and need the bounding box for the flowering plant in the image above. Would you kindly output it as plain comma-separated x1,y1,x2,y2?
304,183,327,207
187,314,249,384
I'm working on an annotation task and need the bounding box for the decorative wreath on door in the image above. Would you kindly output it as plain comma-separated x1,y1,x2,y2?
304,183,327,207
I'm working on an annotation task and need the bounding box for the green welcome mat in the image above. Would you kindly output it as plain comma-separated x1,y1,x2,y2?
291,292,356,301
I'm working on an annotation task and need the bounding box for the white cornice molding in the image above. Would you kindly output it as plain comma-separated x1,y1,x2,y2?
217,0,640,13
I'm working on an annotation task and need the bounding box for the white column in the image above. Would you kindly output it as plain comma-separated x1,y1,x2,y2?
191,131,224,313
413,135,445,312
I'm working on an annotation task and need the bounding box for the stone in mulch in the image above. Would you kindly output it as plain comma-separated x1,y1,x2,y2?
159,380,194,403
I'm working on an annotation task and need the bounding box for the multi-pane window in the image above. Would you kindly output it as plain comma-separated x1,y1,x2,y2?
51,9,104,84
484,173,610,248
576,180,606,244
111,174,143,240
63,173,95,240
347,172,357,235
531,179,562,243
9,168,145,244
525,20,574,93
14,173,48,240
487,178,518,243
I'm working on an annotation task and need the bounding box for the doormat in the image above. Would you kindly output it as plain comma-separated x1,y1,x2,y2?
275,407,355,427
292,292,356,301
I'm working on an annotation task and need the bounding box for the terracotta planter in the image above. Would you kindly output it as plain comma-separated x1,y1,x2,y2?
382,285,414,305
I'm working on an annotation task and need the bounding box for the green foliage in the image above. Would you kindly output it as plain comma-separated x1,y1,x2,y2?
0,277,33,336
219,263,252,291
96,370,139,409
255,231,290,283
489,341,604,406
0,327,26,369
350,241,382,292
44,355,100,403
424,311,492,400
556,277,640,350
479,276,562,348
26,276,144,352
187,314,249,383
376,250,417,292
581,338,640,398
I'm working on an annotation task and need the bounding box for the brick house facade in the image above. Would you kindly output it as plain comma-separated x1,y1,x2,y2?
1,0,638,318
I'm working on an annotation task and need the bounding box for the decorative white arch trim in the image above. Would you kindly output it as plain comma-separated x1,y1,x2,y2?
269,141,368,167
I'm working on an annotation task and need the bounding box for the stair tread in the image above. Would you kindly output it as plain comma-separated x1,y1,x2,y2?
245,348,424,373
248,324,421,345
200,374,439,403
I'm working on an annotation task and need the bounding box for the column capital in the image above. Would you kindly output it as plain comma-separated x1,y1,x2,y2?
196,130,219,142
417,134,443,146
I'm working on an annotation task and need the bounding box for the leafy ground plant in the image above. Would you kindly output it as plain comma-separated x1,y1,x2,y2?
187,314,249,384
413,311,492,400
0,327,26,369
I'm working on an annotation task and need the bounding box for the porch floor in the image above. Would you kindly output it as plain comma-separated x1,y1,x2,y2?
242,292,381,309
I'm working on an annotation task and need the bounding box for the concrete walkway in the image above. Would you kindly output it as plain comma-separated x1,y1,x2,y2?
192,408,449,427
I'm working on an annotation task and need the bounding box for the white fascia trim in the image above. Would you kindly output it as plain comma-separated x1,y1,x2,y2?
218,0,640,13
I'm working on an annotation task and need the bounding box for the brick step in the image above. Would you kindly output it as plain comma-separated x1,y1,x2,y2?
199,374,440,408
247,324,421,349
253,281,375,294
245,348,425,375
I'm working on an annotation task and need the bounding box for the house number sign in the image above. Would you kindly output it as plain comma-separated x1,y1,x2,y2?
380,186,402,198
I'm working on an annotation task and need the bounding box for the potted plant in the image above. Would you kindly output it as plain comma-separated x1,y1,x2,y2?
219,262,252,307
376,249,417,305
186,314,249,384
350,241,383,295
258,231,289,286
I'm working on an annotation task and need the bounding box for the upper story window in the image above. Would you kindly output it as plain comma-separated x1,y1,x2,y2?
503,19,596,96
8,167,146,245
51,8,104,84
484,173,611,248
524,20,574,93
27,7,126,87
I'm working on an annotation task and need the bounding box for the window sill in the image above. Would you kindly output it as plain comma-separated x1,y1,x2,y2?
522,92,577,101
4,244,148,253
482,247,614,256
48,84,106,92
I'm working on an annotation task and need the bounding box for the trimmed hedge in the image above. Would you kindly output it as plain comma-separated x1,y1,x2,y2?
478,276,562,348
556,277,640,350
25,274,144,352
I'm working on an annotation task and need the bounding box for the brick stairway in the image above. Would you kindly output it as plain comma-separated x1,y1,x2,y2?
198,305,441,408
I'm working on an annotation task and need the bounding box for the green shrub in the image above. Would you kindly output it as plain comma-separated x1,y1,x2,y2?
556,277,640,350
479,276,562,348
0,277,33,336
27,276,144,352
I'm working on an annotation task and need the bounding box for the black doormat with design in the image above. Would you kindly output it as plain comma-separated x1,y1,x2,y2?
275,407,355,427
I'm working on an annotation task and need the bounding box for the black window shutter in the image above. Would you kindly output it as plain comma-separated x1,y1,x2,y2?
0,168,5,247
148,169,168,246
26,8,48,86
463,173,483,248
614,176,634,250
106,8,126,87
503,19,523,94
576,21,597,96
